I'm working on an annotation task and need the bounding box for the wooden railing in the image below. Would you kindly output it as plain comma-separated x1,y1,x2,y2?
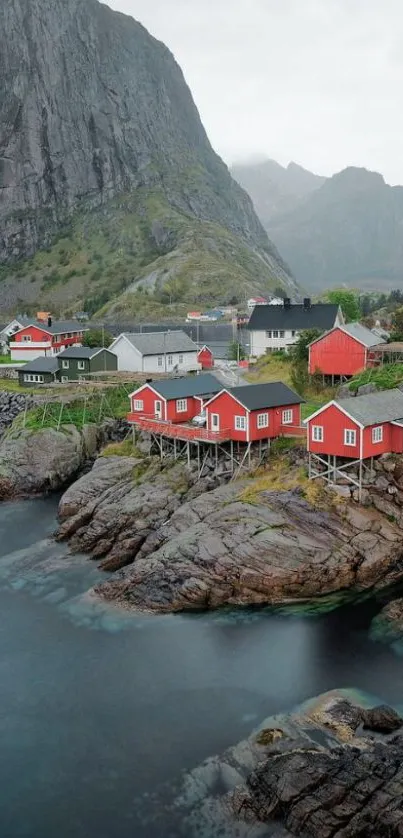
127,413,230,442
280,424,307,438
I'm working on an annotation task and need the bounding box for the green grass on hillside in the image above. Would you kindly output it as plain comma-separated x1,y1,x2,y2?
349,364,403,393
247,353,331,421
0,184,292,320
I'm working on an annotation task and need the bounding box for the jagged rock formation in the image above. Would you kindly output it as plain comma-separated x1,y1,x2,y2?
232,158,325,227
234,160,403,292
0,0,296,314
55,452,403,613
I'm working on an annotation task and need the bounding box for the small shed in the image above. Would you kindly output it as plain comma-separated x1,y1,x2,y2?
57,347,118,381
197,345,214,370
204,382,304,441
129,373,222,423
18,357,60,387
308,323,385,378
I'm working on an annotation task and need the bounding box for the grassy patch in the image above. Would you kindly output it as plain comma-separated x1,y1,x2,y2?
239,453,345,511
101,440,141,458
349,363,403,393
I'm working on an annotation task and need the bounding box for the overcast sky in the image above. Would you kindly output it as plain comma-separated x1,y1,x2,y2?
106,0,403,184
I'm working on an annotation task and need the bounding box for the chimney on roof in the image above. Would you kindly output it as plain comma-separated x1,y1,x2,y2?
303,298,311,311
283,298,291,309
48,316,52,327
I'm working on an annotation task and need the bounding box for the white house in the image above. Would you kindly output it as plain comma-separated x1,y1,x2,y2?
248,298,344,356
109,330,201,373
247,297,268,310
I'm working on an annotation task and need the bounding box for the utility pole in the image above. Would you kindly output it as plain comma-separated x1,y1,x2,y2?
163,331,167,373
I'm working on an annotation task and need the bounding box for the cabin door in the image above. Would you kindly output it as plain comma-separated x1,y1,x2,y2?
155,400,162,419
211,413,220,432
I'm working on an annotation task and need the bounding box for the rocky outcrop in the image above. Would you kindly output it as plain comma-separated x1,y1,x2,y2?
371,598,403,647
167,691,403,838
0,423,102,498
0,391,35,437
56,450,403,612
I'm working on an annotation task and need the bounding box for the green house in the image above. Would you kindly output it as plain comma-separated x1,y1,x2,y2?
18,356,61,387
57,347,118,381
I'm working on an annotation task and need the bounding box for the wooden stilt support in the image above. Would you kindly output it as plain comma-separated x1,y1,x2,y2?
187,441,191,468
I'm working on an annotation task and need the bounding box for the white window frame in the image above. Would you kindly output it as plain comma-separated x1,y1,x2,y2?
265,330,272,338
154,400,162,418
167,354,173,366
312,425,323,442
134,399,144,411
257,412,269,429
77,360,85,371
235,415,246,431
62,360,69,369
272,330,279,338
372,426,383,444
176,398,188,413
279,330,285,338
211,413,220,431
61,376,68,383
157,356,163,367
282,409,293,425
178,354,183,364
22,335,32,342
344,429,356,446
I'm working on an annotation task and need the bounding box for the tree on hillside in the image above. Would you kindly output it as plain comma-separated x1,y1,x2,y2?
291,329,323,363
83,328,113,348
227,341,246,362
326,289,360,322
390,307,403,341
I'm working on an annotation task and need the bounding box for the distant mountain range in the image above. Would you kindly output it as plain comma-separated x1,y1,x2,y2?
232,160,403,292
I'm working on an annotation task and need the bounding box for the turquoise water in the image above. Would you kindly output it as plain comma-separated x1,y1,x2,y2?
0,498,402,837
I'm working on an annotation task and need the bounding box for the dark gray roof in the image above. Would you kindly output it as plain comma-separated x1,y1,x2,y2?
19,319,89,335
118,330,198,356
150,374,223,400
58,346,114,359
336,389,403,426
227,381,304,411
20,357,59,374
248,303,340,331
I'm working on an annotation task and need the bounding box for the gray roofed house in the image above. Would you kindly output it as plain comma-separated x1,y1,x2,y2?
225,381,304,411
58,347,110,359
335,389,403,427
148,373,222,400
57,346,117,380
18,356,60,387
309,322,386,349
109,330,200,373
248,300,344,357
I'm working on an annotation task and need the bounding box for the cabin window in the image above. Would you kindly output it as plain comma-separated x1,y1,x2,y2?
282,409,293,425
61,376,68,383
157,356,163,367
22,335,32,342
372,426,383,443
312,425,323,442
265,330,272,338
272,330,279,338
235,415,246,431
344,429,356,446
167,355,173,366
179,354,183,364
134,400,144,411
257,412,269,428
77,361,85,370
176,399,187,413
279,331,285,338
62,360,69,369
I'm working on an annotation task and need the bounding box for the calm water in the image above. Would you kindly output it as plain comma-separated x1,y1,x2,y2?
0,498,402,838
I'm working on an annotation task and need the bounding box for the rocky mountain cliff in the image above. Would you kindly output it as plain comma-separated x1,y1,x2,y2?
234,159,403,293
0,0,296,316
232,158,325,226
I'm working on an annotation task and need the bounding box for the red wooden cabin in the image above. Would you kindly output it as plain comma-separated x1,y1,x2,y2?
197,345,214,369
10,318,88,361
306,389,403,460
128,373,222,424
308,323,385,377
204,382,304,442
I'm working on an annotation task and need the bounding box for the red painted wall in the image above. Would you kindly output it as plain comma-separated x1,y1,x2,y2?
392,425,403,454
166,396,201,423
309,329,367,376
197,347,214,369
207,391,248,440
14,325,51,343
249,404,302,440
130,385,167,419
307,404,361,458
362,423,395,458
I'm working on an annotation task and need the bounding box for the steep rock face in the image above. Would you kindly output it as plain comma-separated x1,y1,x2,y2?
232,158,325,227
0,0,295,308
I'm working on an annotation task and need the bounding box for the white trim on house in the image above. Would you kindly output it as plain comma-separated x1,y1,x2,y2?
203,388,251,412
176,398,188,413
257,412,269,429
344,429,357,446
312,425,324,442
372,426,383,443
304,400,364,428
